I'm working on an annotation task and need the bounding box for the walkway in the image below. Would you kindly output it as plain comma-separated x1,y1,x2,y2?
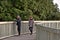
3,33,36,40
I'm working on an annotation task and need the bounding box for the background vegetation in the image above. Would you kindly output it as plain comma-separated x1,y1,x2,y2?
0,0,60,21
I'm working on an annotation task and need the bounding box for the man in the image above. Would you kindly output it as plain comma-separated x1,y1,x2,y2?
16,15,21,36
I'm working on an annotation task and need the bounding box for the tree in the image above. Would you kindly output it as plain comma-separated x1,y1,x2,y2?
0,0,60,21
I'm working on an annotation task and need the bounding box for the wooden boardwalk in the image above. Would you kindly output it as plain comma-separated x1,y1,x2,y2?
2,34,36,40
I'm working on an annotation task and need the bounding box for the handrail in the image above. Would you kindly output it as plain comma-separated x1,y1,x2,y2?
36,21,60,40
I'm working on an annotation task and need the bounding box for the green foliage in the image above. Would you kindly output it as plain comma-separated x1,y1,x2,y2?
0,0,60,21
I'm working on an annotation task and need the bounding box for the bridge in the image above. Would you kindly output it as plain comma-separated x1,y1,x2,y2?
0,21,36,40
0,21,60,40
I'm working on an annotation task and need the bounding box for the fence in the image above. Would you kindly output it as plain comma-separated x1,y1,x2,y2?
35,21,60,40
0,21,36,39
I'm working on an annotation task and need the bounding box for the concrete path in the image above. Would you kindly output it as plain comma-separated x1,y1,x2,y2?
3,34,36,40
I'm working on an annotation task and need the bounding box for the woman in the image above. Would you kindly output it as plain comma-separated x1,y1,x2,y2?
29,16,34,35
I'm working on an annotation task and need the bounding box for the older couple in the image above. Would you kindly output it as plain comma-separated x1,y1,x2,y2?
16,16,34,36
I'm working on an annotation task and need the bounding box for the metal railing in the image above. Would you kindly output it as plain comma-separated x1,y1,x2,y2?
0,21,36,39
36,21,60,40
